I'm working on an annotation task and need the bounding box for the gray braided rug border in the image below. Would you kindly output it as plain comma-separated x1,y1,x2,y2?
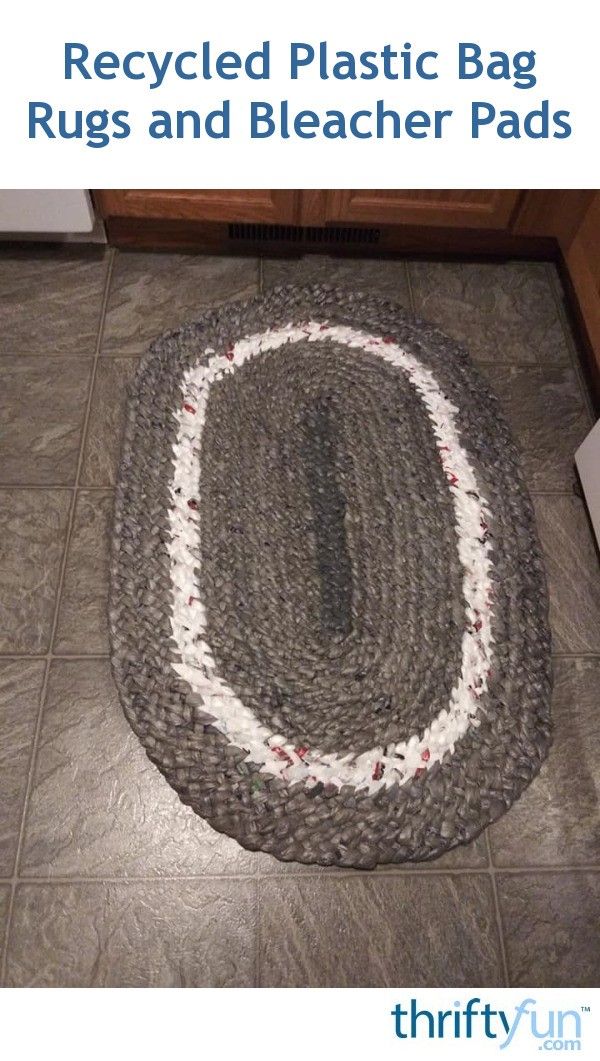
109,285,552,868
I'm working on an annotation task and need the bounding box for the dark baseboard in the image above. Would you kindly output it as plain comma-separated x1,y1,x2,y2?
106,216,558,260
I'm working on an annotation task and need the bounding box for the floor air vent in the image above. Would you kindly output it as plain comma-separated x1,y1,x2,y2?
228,223,381,245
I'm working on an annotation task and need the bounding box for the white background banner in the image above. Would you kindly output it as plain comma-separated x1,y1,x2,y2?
2,987,599,1059
0,0,597,187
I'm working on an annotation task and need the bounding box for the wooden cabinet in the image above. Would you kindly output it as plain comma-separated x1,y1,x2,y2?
97,188,521,229
304,190,521,229
96,189,299,224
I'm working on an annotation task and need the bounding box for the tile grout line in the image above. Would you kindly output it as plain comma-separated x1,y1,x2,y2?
254,779,263,987
255,876,261,987
477,863,600,874
485,831,511,987
530,489,583,498
0,247,116,987
2,649,594,663
529,262,548,370
2,478,579,493
0,653,111,661
552,652,600,660
0,353,140,361
0,485,114,492
0,357,563,397
0,355,556,368
404,262,416,316
2,864,599,885
3,486,580,500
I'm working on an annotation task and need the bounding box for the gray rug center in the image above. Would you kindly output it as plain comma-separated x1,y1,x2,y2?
301,397,353,640
199,340,465,754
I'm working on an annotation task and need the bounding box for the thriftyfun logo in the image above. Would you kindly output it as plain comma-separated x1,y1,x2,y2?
391,998,585,1050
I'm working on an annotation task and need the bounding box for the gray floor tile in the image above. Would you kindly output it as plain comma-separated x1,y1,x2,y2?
263,255,411,304
101,253,259,357
0,660,45,875
0,358,92,485
54,491,113,654
6,880,256,986
534,496,600,653
409,261,571,364
0,489,71,653
20,660,257,877
481,364,590,492
80,358,139,486
497,872,600,987
489,659,600,867
259,875,503,986
0,246,107,358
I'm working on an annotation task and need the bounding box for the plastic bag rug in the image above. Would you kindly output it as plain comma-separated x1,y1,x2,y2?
109,286,552,868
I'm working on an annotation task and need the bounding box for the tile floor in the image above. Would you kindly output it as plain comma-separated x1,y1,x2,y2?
1,246,599,987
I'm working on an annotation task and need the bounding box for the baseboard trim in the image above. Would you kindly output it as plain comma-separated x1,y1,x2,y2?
106,216,558,260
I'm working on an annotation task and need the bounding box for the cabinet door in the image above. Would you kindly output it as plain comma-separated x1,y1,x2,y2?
95,190,300,224
316,190,522,229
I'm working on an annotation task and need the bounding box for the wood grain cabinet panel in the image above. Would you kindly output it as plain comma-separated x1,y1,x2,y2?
96,188,521,229
95,189,300,224
318,190,522,228
561,193,600,398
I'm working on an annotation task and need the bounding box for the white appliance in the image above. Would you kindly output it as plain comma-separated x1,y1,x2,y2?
576,419,600,550
0,190,95,233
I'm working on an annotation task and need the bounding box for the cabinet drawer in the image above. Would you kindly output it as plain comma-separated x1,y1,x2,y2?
317,190,522,229
95,190,299,224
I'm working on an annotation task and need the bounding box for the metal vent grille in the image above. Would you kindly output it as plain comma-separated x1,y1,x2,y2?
228,223,381,245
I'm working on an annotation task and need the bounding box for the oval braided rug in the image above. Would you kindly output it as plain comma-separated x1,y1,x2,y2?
110,285,552,868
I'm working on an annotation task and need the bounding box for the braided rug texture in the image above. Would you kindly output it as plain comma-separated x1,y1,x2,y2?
110,285,552,868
